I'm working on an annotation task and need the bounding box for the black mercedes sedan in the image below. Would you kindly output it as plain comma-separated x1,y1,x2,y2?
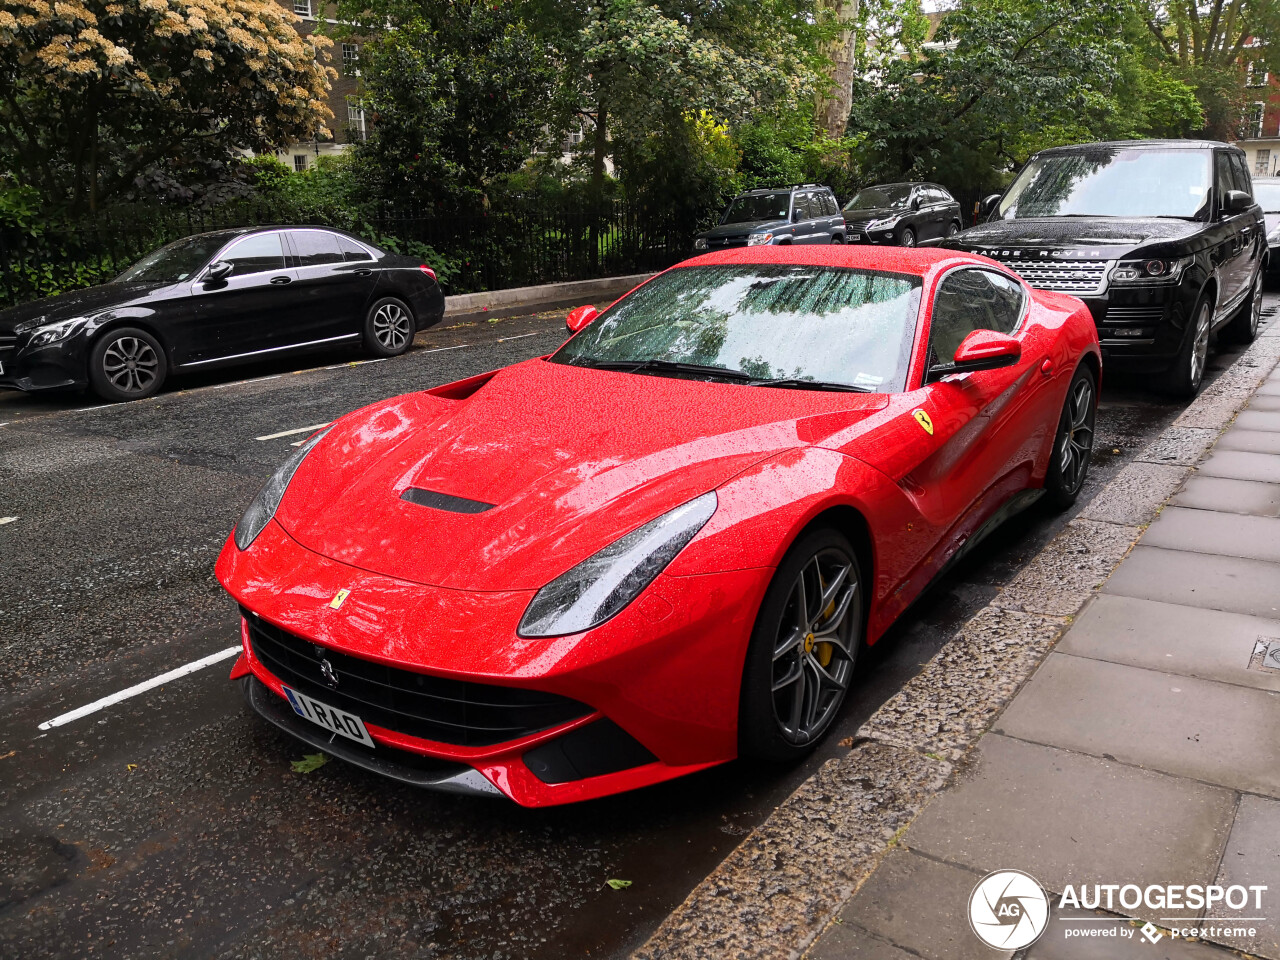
842,182,963,247
0,226,446,401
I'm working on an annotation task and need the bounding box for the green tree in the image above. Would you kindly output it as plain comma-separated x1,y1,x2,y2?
0,0,334,212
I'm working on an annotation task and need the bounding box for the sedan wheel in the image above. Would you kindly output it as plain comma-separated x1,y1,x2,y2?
88,327,168,402
740,528,863,761
364,297,415,357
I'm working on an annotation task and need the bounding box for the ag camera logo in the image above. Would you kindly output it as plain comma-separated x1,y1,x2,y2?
968,869,1050,949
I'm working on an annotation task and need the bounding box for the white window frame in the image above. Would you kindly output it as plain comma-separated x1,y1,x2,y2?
1248,61,1270,88
347,99,367,141
293,153,308,172
1249,102,1266,139
293,0,312,18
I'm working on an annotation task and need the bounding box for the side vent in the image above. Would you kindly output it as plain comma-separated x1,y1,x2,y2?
426,370,498,400
400,488,495,514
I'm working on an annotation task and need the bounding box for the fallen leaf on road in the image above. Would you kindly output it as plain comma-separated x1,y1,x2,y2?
605,879,632,891
291,753,330,773
126,764,137,772
0,750,15,760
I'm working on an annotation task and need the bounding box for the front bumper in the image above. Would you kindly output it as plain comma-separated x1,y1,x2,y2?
0,335,86,392
1074,282,1197,373
216,519,769,806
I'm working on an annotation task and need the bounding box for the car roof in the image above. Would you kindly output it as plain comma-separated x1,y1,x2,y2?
734,184,832,197
176,224,367,245
1035,139,1235,156
678,244,997,280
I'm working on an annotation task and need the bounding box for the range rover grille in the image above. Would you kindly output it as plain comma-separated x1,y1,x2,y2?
991,257,1111,295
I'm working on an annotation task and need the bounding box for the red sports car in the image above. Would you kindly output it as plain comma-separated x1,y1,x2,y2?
216,246,1100,807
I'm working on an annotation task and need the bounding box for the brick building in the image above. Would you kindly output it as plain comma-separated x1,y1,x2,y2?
1233,57,1280,178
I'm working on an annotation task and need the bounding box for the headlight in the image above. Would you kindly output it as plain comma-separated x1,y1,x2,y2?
694,237,708,251
518,491,718,637
865,217,898,232
234,427,332,550
746,233,773,246
26,317,88,346
1111,257,1192,284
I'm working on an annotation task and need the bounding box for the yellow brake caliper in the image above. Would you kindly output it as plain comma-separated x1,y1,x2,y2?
815,571,835,667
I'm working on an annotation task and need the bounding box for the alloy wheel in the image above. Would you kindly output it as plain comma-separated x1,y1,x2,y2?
1250,273,1263,337
373,302,412,351
1056,377,1094,494
900,229,916,248
771,548,859,744
1190,301,1211,387
102,336,160,395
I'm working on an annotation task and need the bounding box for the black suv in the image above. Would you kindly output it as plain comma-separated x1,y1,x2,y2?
945,140,1266,395
695,185,845,250
843,182,963,247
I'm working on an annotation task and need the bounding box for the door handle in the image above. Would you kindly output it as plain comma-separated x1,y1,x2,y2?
354,268,373,276
1040,359,1054,377
270,276,292,285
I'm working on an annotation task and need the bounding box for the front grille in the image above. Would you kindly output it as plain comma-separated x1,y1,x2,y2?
993,258,1111,295
708,236,749,249
243,610,592,747
1105,305,1165,325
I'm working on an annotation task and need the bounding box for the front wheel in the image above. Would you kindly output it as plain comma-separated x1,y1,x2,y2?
88,327,167,402
897,227,916,248
739,527,863,762
945,221,961,238
1159,296,1212,398
364,296,415,358
1044,365,1097,511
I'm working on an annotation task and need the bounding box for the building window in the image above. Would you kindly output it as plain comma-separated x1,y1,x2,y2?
1258,149,1272,175
294,154,308,172
1249,102,1266,139
347,99,366,142
293,0,312,17
342,42,360,75
1248,61,1270,87
561,127,584,154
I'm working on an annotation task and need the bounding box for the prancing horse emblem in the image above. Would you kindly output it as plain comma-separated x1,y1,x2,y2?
314,645,339,689
329,588,351,610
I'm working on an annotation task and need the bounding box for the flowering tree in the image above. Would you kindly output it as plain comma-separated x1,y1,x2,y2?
0,0,335,211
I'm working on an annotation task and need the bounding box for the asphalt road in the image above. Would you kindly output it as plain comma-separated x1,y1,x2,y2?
1,299,1274,960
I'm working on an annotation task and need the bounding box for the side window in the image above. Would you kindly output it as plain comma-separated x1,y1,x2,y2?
1216,152,1237,202
291,230,344,267
793,193,813,220
822,192,839,216
223,233,285,278
928,270,1024,369
337,235,374,262
1231,153,1253,197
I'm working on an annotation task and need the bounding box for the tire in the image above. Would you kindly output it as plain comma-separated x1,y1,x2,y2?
1158,295,1212,398
898,227,916,248
88,326,167,402
363,296,415,358
739,527,864,762
945,221,961,238
1225,270,1263,344
1044,365,1097,511
830,234,844,244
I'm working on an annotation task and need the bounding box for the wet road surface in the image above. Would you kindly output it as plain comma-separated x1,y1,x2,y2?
1,300,1274,959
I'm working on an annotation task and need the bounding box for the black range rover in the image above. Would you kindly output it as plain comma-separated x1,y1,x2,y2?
945,140,1266,395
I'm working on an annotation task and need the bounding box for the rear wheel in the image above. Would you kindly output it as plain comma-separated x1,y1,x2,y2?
945,221,961,238
1159,296,1212,398
1044,365,1096,510
830,234,844,244
88,327,167,402
364,296,415,358
1225,270,1263,344
898,227,916,248
739,527,863,762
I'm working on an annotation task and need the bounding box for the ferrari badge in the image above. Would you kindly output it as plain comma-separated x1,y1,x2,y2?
329,588,351,610
912,409,934,436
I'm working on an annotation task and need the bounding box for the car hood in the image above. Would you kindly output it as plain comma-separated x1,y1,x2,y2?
843,206,906,222
276,358,888,591
0,282,171,333
949,217,1206,258
700,219,788,239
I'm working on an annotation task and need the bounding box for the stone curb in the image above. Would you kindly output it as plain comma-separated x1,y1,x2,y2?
632,324,1280,960
443,273,655,320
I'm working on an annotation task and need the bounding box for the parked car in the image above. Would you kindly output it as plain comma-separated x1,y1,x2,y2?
694,185,845,250
944,140,1265,396
218,244,1100,807
0,226,445,402
842,182,963,247
1254,176,1280,285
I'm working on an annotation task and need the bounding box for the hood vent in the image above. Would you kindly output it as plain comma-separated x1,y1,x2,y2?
400,488,495,514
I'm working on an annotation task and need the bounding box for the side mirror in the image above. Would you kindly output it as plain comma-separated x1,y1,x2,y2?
1222,189,1253,214
566,304,598,333
911,196,922,211
204,260,233,282
979,194,1001,219
931,330,1022,379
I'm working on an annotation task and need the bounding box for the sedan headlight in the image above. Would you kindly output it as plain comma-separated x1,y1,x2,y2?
26,317,88,346
518,492,718,637
234,427,332,550
1111,257,1192,284
746,233,773,246
865,217,898,233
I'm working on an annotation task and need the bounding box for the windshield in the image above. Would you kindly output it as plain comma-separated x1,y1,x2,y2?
845,185,912,212
115,234,230,283
998,148,1211,219
722,193,790,224
552,264,922,392
1254,181,1280,213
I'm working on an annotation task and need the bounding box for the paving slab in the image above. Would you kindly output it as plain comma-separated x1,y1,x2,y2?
996,653,1280,795
834,848,1005,960
1248,394,1280,412
1103,545,1280,619
1258,381,1280,396
1077,462,1188,526
1137,426,1218,467
1170,476,1280,517
1215,428,1280,454
1060,594,1280,691
1027,907,1244,959
1211,794,1280,958
1198,450,1280,483
1234,409,1280,432
1141,506,1280,563
807,923,920,959
905,735,1235,905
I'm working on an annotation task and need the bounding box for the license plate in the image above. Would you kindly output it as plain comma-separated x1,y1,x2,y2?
282,685,375,747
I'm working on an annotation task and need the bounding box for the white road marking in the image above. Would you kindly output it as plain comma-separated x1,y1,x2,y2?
37,646,241,731
419,344,468,354
496,332,541,343
255,422,332,441
0,517,16,525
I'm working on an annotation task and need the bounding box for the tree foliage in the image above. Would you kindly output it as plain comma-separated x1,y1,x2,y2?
0,0,334,211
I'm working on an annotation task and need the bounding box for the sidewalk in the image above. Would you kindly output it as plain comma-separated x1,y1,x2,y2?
807,362,1280,957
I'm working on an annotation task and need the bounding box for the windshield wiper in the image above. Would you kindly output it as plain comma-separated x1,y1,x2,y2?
745,377,871,393
579,358,756,381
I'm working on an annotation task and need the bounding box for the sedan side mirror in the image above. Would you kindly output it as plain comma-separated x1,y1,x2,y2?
1222,189,1253,214
205,260,233,282
930,330,1022,380
566,304,598,333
